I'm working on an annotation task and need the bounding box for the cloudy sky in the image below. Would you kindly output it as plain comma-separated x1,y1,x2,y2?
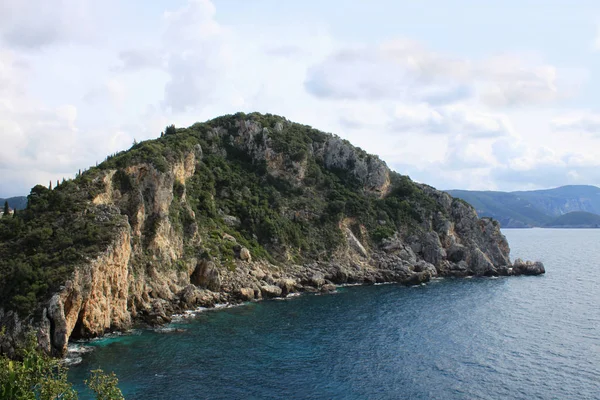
2,0,600,197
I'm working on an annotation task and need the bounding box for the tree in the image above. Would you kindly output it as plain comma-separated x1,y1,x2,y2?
165,124,176,136
3,201,8,217
0,332,124,399
86,370,124,400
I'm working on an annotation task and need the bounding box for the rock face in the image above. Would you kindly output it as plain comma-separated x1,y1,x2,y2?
0,112,545,358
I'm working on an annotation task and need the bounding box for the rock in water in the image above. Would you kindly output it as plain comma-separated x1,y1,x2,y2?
512,259,546,275
0,112,544,357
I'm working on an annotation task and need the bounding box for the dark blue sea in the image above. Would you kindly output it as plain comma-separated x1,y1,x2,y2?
69,229,600,399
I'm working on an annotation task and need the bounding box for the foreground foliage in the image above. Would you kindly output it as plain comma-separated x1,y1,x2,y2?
0,333,123,399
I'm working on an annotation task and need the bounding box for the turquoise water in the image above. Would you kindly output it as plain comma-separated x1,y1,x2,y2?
69,229,600,399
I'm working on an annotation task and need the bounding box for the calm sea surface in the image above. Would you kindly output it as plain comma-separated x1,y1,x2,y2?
69,229,600,399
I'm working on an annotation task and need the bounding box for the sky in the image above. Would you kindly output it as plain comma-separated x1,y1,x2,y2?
2,0,600,197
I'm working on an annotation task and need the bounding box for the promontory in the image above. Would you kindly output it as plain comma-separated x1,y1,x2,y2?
0,113,544,357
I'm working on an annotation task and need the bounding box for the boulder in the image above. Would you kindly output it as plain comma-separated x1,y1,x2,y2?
321,284,337,293
239,247,252,262
190,260,221,291
309,272,325,288
180,284,201,307
222,233,236,242
413,260,437,276
250,267,266,280
223,215,241,227
260,285,282,298
277,279,297,296
143,299,172,326
237,287,255,301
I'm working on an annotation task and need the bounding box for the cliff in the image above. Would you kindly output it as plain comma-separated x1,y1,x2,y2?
0,113,544,357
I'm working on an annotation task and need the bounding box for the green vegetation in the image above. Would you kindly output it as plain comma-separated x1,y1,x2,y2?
0,181,124,315
0,112,444,317
0,333,123,399
447,185,600,228
544,211,600,228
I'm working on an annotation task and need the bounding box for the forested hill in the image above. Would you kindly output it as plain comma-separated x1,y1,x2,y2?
0,112,543,358
544,211,600,228
447,185,600,228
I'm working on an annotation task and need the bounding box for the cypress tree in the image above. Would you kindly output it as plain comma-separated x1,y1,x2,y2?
3,201,8,216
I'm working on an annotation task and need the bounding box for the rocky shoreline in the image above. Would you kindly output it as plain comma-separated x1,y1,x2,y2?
138,254,545,329
65,266,544,366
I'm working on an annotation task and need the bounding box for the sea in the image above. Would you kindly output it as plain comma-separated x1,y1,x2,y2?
69,229,600,399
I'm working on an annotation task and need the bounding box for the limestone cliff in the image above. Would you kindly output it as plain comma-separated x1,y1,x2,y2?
0,112,544,357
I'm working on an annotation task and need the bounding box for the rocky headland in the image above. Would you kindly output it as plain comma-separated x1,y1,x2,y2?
0,113,544,358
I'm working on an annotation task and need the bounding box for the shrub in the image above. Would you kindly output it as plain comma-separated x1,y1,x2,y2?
0,333,123,399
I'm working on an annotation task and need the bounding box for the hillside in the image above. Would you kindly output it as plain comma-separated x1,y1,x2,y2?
0,196,28,211
544,211,600,228
0,113,543,357
447,186,600,228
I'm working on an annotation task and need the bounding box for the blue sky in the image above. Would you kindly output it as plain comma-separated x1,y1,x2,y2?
2,0,600,196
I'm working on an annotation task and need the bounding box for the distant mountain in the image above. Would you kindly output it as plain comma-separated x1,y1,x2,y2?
544,211,600,228
447,185,600,228
0,196,27,211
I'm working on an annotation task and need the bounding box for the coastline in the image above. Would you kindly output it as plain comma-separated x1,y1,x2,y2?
63,273,530,365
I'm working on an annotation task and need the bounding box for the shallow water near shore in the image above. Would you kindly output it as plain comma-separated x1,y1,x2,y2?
69,229,600,399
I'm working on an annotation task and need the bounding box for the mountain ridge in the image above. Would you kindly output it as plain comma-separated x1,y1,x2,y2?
447,185,600,228
0,196,28,211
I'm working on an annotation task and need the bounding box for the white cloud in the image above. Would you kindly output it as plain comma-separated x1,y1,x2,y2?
304,42,472,105
0,50,133,196
593,25,600,51
476,55,561,106
305,40,579,108
83,79,126,107
0,0,93,49
387,103,513,138
551,112,600,135
117,49,164,71
115,0,233,113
